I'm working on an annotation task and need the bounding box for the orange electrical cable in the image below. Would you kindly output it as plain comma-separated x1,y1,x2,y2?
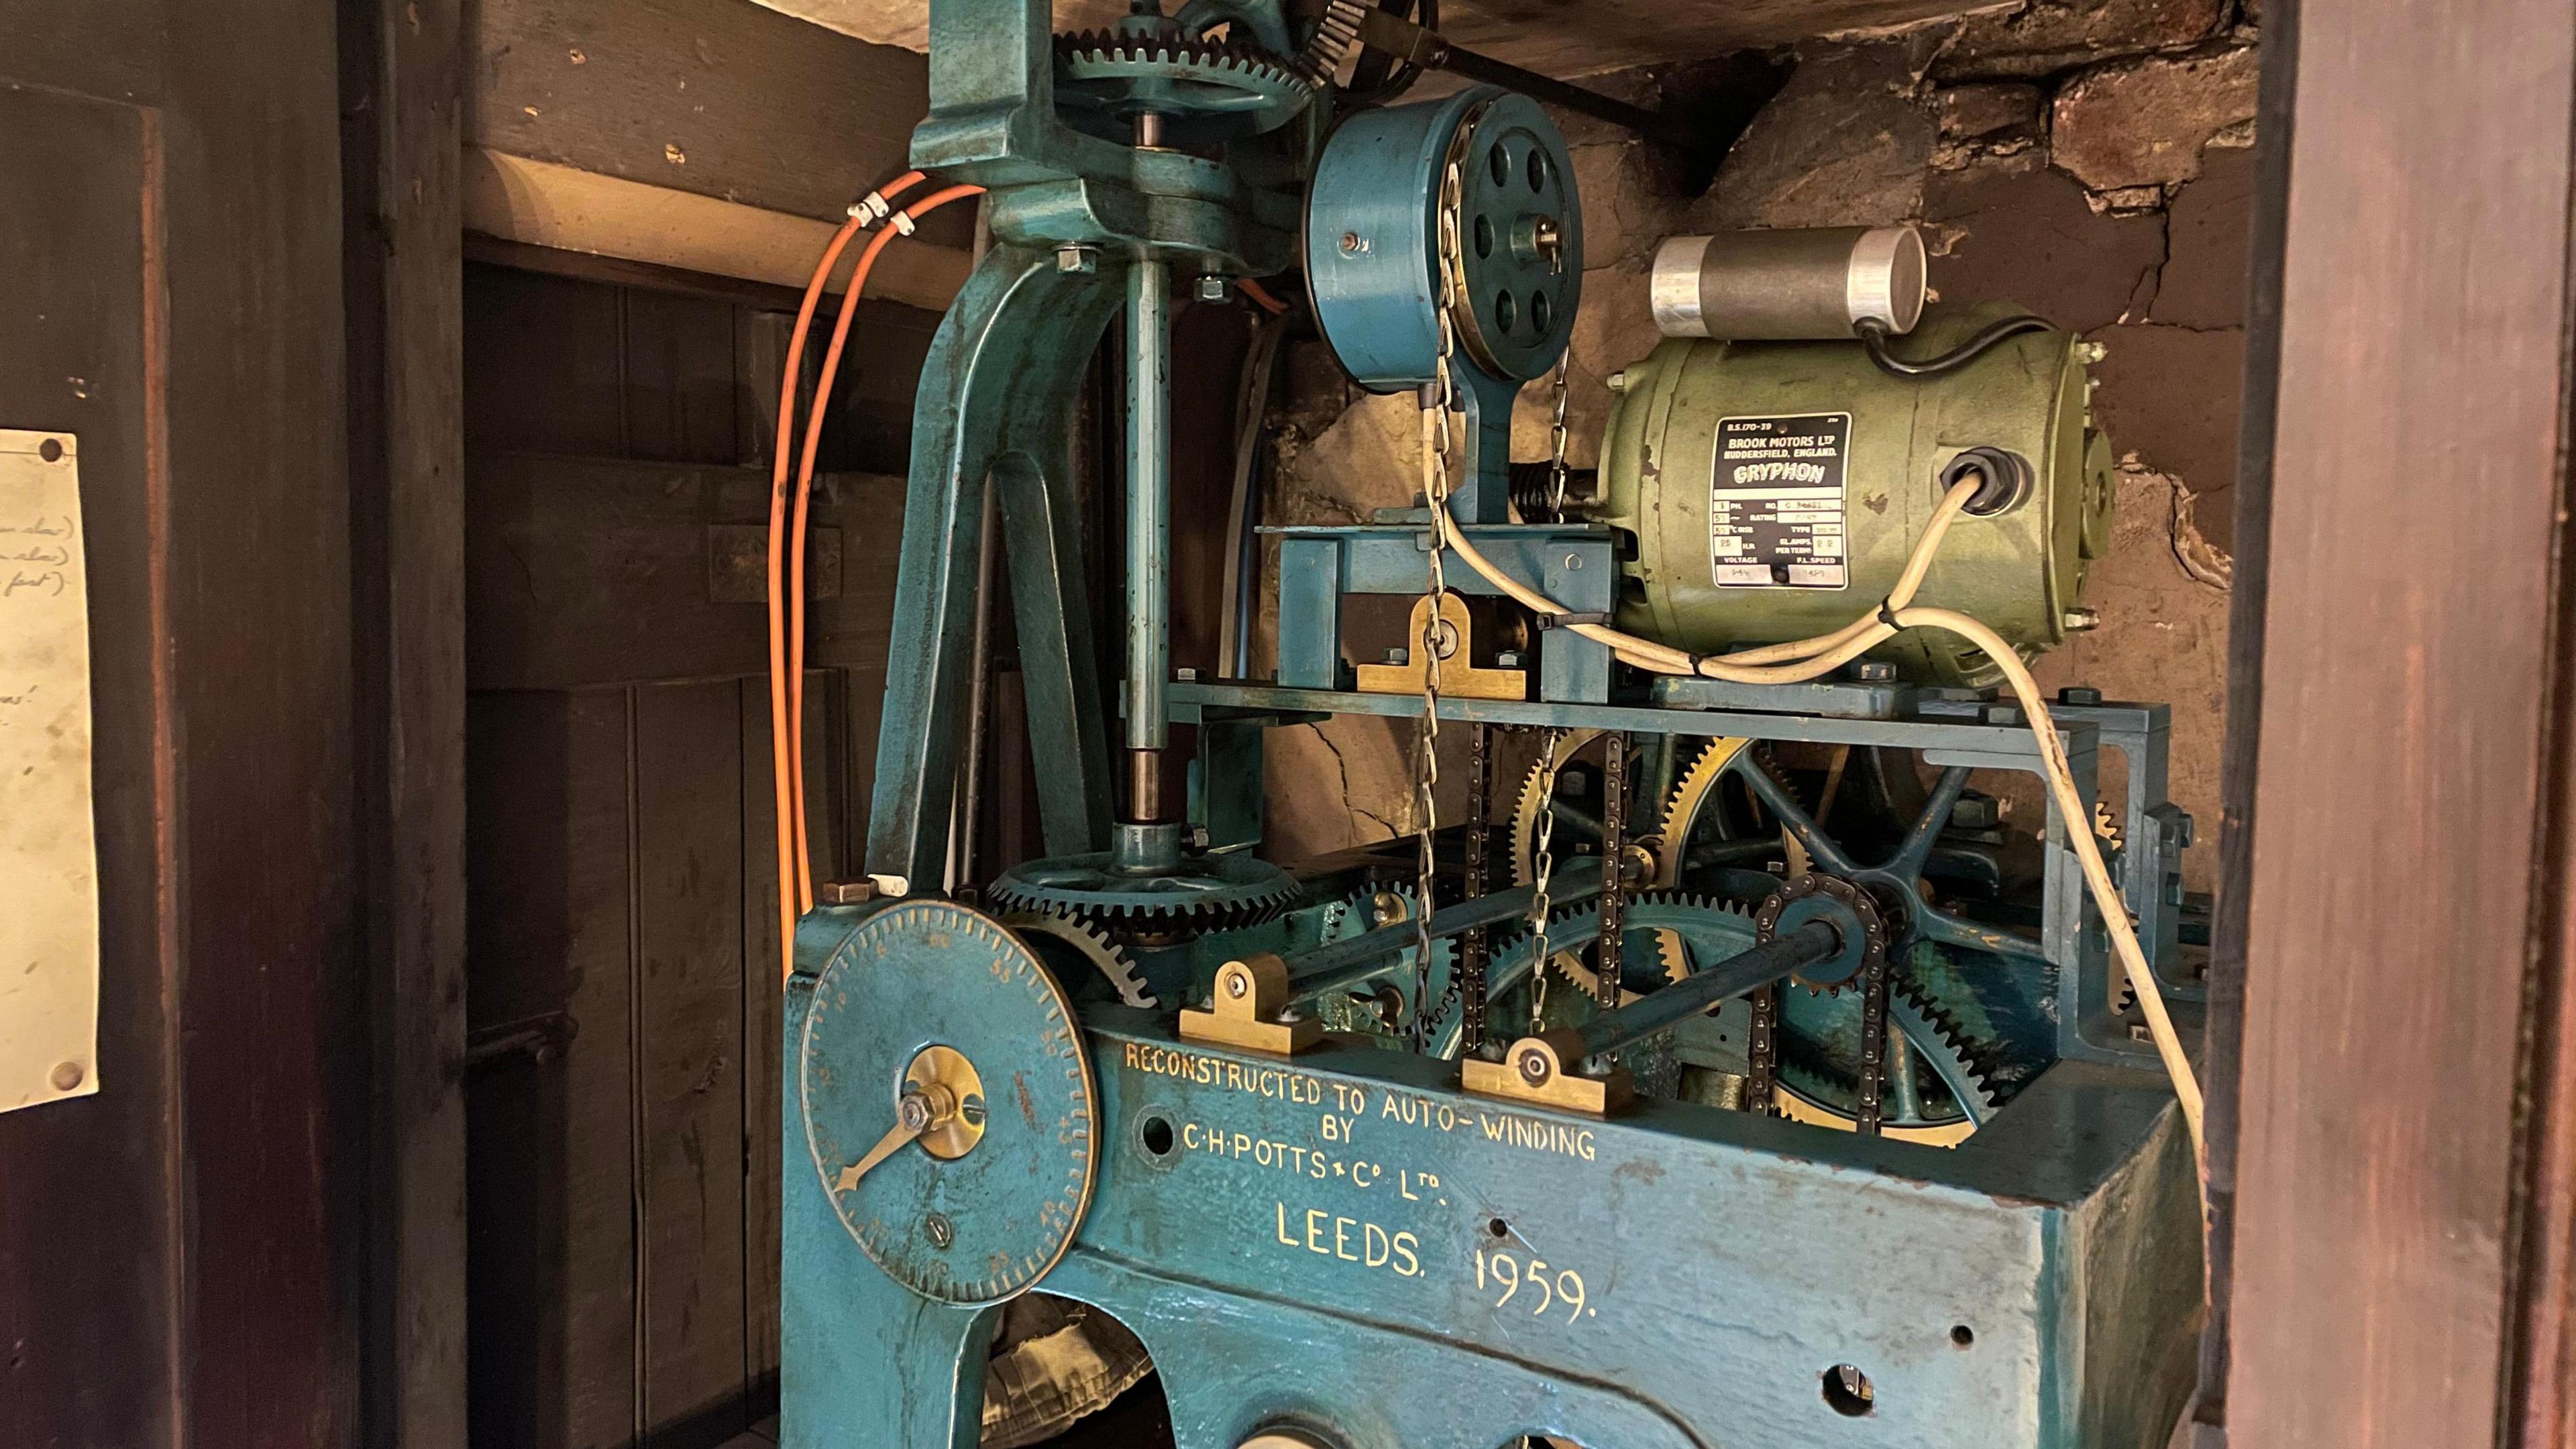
778,180,984,983
1238,277,1290,315
768,171,924,988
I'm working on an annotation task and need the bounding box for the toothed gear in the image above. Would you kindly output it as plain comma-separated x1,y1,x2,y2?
1507,728,1607,887
1311,884,1457,1040
1432,890,1761,1053
1772,962,2004,1143
1458,889,2006,1142
985,849,1300,929
1650,735,1781,886
1054,25,1311,137
1002,908,1156,1009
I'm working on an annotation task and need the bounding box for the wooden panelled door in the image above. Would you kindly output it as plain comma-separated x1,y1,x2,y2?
458,260,930,1449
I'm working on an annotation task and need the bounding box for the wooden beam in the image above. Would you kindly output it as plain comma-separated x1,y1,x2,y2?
342,0,469,1443
2223,0,2576,1442
467,0,957,240
462,148,972,313
745,0,1988,76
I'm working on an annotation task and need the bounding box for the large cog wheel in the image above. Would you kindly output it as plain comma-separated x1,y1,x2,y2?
986,848,1301,930
1002,908,1155,1010
1656,737,1812,884
1463,890,2004,1144
1054,25,1311,139
1771,970,2002,1146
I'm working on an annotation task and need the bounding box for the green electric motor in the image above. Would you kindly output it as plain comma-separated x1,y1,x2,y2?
1593,301,2115,687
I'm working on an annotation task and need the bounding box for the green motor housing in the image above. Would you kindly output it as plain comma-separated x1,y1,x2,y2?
1593,303,2115,686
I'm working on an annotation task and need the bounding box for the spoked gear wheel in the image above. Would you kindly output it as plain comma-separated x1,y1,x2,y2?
1460,889,2006,1144
1432,891,1760,1055
1002,908,1155,1010
1508,731,1792,896
1309,885,1457,1043
986,849,1301,931
1054,23,1312,140
1655,737,1812,889
1771,964,2004,1146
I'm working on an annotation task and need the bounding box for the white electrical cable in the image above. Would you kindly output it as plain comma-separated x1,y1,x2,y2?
1438,480,2208,1163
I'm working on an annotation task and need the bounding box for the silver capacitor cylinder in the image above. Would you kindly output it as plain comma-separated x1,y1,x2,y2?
1649,226,1927,340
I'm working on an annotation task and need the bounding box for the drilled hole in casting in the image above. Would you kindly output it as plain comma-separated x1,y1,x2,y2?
1821,1364,1874,1417
1138,1114,1176,1159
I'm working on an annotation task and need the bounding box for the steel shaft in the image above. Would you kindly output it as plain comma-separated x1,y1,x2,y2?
1572,919,1841,1061
1285,859,1607,1004
1124,257,1173,816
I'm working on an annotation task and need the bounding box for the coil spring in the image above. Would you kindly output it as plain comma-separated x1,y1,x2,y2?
1508,461,1599,520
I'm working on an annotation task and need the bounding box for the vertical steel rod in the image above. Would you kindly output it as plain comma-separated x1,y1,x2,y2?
1124,256,1172,817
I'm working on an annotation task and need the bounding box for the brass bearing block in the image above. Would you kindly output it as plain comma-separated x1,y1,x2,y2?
1178,952,1322,1056
1460,1028,1633,1116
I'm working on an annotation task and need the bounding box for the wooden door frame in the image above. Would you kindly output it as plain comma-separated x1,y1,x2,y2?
341,0,470,1444
2213,0,2576,1444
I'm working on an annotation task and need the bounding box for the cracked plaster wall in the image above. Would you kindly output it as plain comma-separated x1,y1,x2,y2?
1260,0,2254,892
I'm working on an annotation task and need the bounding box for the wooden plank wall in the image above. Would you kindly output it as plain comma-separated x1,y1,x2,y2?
2222,0,2576,1442
461,259,930,1448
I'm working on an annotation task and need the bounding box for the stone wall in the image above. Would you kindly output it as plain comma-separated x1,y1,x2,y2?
1260,0,2257,892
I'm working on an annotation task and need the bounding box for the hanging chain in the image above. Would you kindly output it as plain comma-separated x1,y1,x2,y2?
1523,727,1564,1038
1408,150,1470,1051
1545,351,1573,518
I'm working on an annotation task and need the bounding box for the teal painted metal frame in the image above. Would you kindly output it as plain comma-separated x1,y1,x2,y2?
786,961,2201,1449
816,7,2200,1447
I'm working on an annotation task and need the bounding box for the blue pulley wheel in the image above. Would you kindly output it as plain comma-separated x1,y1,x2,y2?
1305,85,1582,390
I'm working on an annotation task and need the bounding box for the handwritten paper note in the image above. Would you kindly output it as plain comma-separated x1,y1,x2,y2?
0,429,98,1112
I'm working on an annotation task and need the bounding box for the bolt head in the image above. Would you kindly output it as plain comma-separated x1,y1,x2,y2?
49,1061,83,1091
924,1212,955,1248
1175,666,1198,682
1339,231,1364,254
2061,607,2101,632
817,878,877,906
1853,661,1896,682
1224,969,1249,1000
1194,274,1232,303
898,1091,933,1131
2076,341,2109,364
1495,649,1524,669
1605,370,1629,393
1056,246,1098,275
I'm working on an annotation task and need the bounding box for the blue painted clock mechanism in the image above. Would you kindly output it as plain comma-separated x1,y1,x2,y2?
787,3,2206,1446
